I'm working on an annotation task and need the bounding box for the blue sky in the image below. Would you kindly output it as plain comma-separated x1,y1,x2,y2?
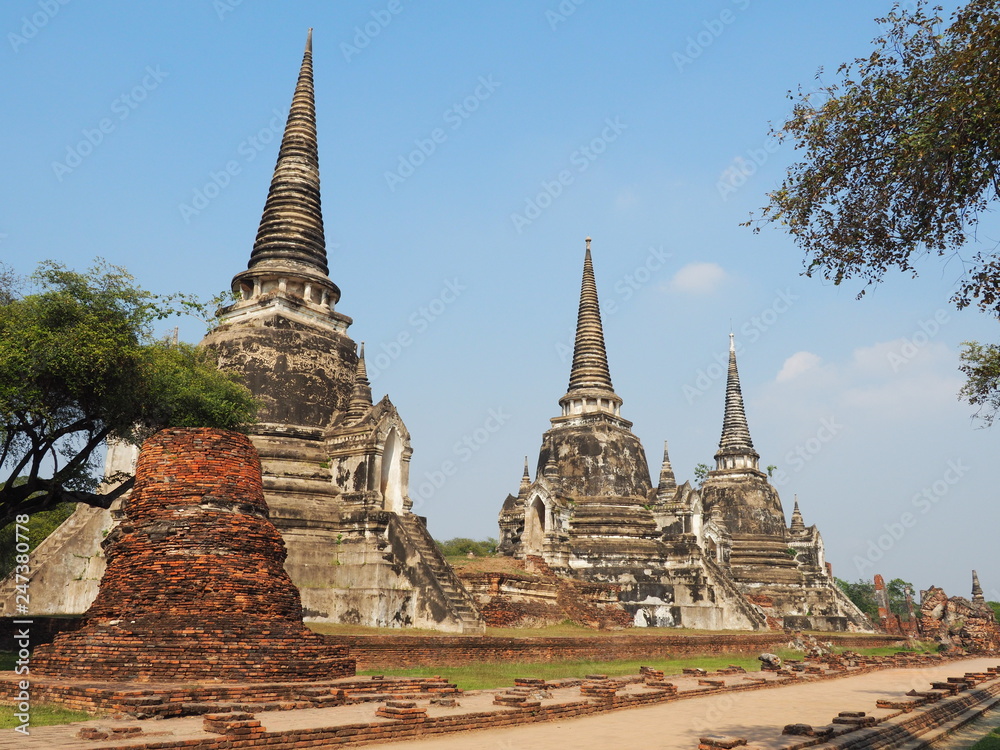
3,1,996,599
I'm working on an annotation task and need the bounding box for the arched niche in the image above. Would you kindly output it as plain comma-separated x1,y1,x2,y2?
380,428,404,513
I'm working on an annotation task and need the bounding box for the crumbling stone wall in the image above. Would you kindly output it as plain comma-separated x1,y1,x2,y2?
31,428,355,681
920,586,1000,653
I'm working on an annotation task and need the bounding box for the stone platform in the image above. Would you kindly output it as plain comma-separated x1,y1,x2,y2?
2,652,996,749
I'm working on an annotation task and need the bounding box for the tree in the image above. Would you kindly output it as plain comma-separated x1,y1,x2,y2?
750,1,1000,421
0,260,257,528
436,538,499,557
836,577,916,620
693,463,710,488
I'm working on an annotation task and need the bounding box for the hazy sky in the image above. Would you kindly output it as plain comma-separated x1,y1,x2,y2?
3,1,996,599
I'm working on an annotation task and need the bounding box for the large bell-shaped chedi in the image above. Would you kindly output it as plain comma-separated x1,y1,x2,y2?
506,239,662,569
497,241,768,629
699,334,801,584
200,30,482,633
204,29,355,428
700,336,872,629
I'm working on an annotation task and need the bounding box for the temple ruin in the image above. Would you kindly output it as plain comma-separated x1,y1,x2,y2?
496,241,872,631
31,428,355,681
920,571,1000,653
2,30,483,634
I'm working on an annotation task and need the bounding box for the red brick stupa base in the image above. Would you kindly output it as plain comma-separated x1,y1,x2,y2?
31,428,355,682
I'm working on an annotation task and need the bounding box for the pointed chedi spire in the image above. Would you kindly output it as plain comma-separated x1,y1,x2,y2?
345,342,373,423
657,440,677,494
231,29,343,314
713,333,760,472
251,28,327,274
558,238,622,417
972,570,986,603
518,456,531,497
790,497,806,533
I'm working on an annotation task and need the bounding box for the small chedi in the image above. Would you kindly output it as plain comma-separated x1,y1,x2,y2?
919,571,1000,653
496,241,871,631
31,428,355,681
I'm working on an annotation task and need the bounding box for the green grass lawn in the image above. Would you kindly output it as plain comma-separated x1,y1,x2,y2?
358,650,801,690
0,704,95,729
971,727,1000,750
356,642,937,691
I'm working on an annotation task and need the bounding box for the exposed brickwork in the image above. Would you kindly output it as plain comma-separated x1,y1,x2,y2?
0,675,458,717
921,585,1000,653
4,654,993,750
333,632,906,670
462,555,633,629
30,428,355,682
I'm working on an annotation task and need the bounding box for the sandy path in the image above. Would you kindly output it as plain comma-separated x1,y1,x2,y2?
360,657,999,750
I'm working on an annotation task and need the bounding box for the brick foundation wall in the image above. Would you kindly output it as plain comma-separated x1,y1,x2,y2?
333,632,907,670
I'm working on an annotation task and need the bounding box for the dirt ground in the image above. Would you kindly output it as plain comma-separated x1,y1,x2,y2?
358,657,1000,750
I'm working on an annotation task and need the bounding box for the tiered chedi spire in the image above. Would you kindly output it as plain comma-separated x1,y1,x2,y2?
714,333,760,472
518,457,531,495
789,498,806,533
657,440,677,494
232,29,341,313
558,238,623,417
345,343,373,423
973,570,986,603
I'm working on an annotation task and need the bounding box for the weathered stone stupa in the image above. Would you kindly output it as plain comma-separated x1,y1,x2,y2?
31,428,355,681
498,240,872,631
4,30,483,633
498,240,764,629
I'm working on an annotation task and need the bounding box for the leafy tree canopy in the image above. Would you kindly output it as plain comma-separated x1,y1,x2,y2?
751,0,1000,422
0,260,257,528
436,537,498,557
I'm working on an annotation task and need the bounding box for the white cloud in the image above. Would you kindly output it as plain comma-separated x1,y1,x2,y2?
760,338,962,425
666,262,728,294
777,351,821,382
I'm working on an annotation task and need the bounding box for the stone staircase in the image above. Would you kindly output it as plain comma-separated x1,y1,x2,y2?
394,514,485,634
702,554,770,630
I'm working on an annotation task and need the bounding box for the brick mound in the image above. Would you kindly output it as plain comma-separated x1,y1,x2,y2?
31,428,355,682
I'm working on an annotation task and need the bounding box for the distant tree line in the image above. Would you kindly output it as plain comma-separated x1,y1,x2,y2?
436,537,498,557
836,577,915,620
